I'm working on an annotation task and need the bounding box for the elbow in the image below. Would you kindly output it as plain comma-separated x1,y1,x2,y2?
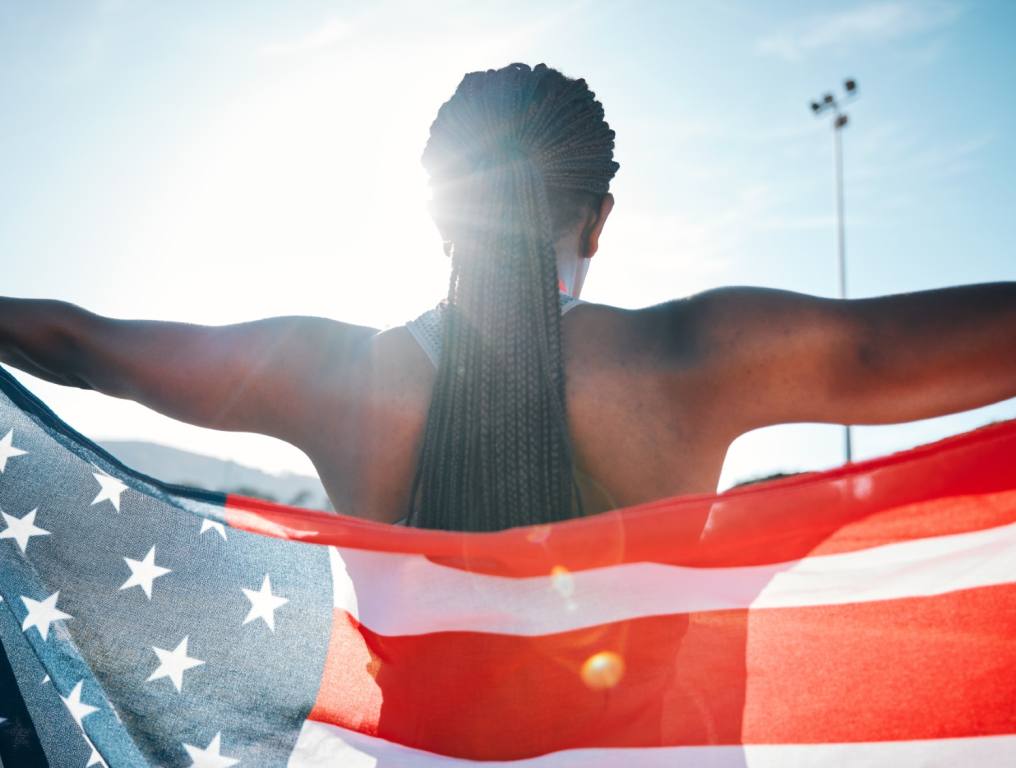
1,300,101,390
44,303,108,391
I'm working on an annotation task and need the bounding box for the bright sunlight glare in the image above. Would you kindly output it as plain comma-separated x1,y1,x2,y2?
130,64,446,329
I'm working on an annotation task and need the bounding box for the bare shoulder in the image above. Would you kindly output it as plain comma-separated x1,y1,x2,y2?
622,286,847,365
362,324,437,392
567,287,851,440
565,291,725,370
562,296,720,420
560,296,740,500
621,286,866,435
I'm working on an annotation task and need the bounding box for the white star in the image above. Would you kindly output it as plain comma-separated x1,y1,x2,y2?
91,471,127,512
182,732,239,768
58,682,106,766
241,574,288,633
200,519,228,541
0,429,27,472
120,546,172,600
0,507,50,554
84,734,106,767
41,674,49,684
0,716,6,725
21,591,72,640
146,636,204,692
60,680,99,727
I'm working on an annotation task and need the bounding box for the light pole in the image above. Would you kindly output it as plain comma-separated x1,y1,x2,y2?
811,78,858,464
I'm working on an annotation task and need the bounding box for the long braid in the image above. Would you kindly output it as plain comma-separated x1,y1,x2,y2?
407,63,619,532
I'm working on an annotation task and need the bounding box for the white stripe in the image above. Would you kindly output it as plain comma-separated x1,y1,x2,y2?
328,521,1016,636
288,719,1016,767
328,546,359,621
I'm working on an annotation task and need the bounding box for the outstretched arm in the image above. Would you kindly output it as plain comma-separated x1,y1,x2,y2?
676,282,1016,436
0,298,379,445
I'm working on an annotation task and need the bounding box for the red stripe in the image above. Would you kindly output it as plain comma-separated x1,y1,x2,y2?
742,585,1016,743
307,585,1016,761
226,419,1016,575
789,489,1016,557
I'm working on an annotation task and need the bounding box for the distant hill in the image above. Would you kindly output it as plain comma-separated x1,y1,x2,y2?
98,439,808,510
98,440,331,511
727,471,803,489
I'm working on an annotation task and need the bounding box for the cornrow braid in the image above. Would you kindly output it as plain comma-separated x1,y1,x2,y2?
407,63,620,532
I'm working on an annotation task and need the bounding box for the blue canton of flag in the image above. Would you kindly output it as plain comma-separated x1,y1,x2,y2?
0,369,335,768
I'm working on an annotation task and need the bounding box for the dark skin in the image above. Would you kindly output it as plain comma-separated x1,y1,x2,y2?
2,194,1015,524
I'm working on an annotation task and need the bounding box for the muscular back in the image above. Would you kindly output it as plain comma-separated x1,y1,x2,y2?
311,301,729,524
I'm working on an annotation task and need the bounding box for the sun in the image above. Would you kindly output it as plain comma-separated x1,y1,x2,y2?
130,63,449,329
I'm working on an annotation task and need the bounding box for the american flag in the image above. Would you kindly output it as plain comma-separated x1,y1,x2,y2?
0,365,1014,767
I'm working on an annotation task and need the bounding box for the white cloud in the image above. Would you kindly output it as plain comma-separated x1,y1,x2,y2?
758,213,836,232
911,133,995,179
260,18,352,57
756,1,961,61
848,120,995,188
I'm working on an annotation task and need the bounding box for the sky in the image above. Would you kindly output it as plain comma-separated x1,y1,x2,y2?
2,0,1014,491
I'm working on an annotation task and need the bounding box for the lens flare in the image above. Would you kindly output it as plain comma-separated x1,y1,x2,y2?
526,524,551,544
550,564,575,598
581,650,624,690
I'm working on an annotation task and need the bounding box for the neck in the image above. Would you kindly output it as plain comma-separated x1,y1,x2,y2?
555,228,591,297
556,253,588,297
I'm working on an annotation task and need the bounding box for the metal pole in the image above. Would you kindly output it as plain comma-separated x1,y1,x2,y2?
811,82,857,465
833,119,853,463
834,125,847,301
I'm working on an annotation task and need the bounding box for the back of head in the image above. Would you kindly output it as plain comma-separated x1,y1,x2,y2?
407,63,619,532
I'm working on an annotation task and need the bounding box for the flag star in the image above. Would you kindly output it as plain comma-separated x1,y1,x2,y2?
85,734,106,767
0,716,6,725
41,674,50,684
242,574,288,632
146,636,204,692
91,471,127,512
59,680,106,766
120,546,172,599
60,680,99,727
200,518,228,541
182,732,239,768
0,429,27,472
0,507,50,554
21,591,72,640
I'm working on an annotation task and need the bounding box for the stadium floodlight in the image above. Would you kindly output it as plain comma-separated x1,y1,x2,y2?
810,79,859,463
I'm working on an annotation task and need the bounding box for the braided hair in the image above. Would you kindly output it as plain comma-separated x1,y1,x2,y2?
406,63,620,532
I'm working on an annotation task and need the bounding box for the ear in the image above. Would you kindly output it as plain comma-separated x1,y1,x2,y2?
581,193,615,259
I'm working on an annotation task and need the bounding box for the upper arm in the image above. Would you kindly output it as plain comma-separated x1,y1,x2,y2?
683,287,861,432
662,283,1016,436
80,312,379,445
